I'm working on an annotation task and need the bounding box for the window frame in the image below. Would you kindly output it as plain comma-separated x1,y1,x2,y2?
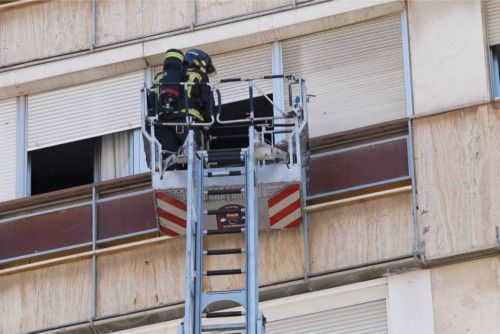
489,45,500,98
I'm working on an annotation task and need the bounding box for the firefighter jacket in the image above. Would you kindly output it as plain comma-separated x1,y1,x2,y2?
181,68,212,122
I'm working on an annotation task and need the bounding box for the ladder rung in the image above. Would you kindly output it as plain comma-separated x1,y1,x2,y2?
205,228,244,235
206,170,243,177
205,207,244,215
204,269,244,276
204,311,244,318
205,188,243,195
201,323,246,332
204,248,244,255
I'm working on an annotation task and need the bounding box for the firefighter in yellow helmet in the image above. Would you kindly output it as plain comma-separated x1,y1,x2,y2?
159,49,216,161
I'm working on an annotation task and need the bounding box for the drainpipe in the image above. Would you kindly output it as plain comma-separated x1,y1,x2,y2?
91,0,97,50
401,9,426,267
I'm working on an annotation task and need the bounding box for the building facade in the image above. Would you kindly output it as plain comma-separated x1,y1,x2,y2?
0,0,499,333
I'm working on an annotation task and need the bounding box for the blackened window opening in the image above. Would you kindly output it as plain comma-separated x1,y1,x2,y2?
30,138,96,195
210,94,274,150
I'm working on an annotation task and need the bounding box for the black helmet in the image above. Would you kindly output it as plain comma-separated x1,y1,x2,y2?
184,49,216,75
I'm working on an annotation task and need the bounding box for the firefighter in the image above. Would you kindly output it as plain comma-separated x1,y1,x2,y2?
160,49,216,160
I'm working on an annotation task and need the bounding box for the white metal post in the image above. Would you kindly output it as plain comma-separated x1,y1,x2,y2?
182,130,196,334
194,150,204,334
272,42,286,144
91,186,98,320
246,125,259,333
16,95,27,198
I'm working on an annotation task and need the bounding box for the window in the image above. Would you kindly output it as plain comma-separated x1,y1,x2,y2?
485,2,500,98
490,45,500,98
29,138,96,195
28,129,147,196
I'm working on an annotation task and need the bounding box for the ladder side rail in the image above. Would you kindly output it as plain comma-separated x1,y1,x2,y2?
182,130,196,334
294,75,305,167
140,85,162,172
246,125,259,333
140,86,151,142
286,78,297,164
194,153,204,334
298,76,309,135
150,121,158,172
297,76,310,169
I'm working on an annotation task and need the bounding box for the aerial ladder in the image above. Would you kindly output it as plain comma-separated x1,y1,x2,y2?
142,74,310,333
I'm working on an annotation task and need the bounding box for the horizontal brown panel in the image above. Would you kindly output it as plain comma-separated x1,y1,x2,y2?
0,173,151,217
308,137,409,199
0,185,157,262
0,205,92,260
97,191,157,240
0,183,93,217
95,172,151,193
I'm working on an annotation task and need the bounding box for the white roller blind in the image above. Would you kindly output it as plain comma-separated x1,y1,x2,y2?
267,300,388,334
27,71,144,150
283,14,406,138
213,44,273,104
485,1,500,46
132,279,388,334
0,98,17,202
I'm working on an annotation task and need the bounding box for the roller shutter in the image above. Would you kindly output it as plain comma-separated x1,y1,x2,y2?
283,14,406,138
0,98,17,201
267,300,388,334
27,71,144,150
485,1,500,46
213,44,273,105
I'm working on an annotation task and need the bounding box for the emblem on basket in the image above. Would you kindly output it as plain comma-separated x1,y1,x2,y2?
216,204,245,230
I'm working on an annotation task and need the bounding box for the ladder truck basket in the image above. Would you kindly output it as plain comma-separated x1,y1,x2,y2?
142,75,310,236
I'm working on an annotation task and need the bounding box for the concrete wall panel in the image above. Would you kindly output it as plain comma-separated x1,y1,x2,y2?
97,239,185,316
97,228,304,317
408,0,489,114
96,0,192,46
0,260,92,334
430,256,500,334
195,0,291,25
413,105,500,259
0,0,92,67
309,192,413,273
387,270,435,334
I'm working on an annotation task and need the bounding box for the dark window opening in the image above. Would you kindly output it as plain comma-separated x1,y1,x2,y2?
30,138,96,195
491,45,500,98
209,94,274,150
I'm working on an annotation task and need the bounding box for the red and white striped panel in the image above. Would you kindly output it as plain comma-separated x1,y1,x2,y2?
268,183,302,229
155,192,187,236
